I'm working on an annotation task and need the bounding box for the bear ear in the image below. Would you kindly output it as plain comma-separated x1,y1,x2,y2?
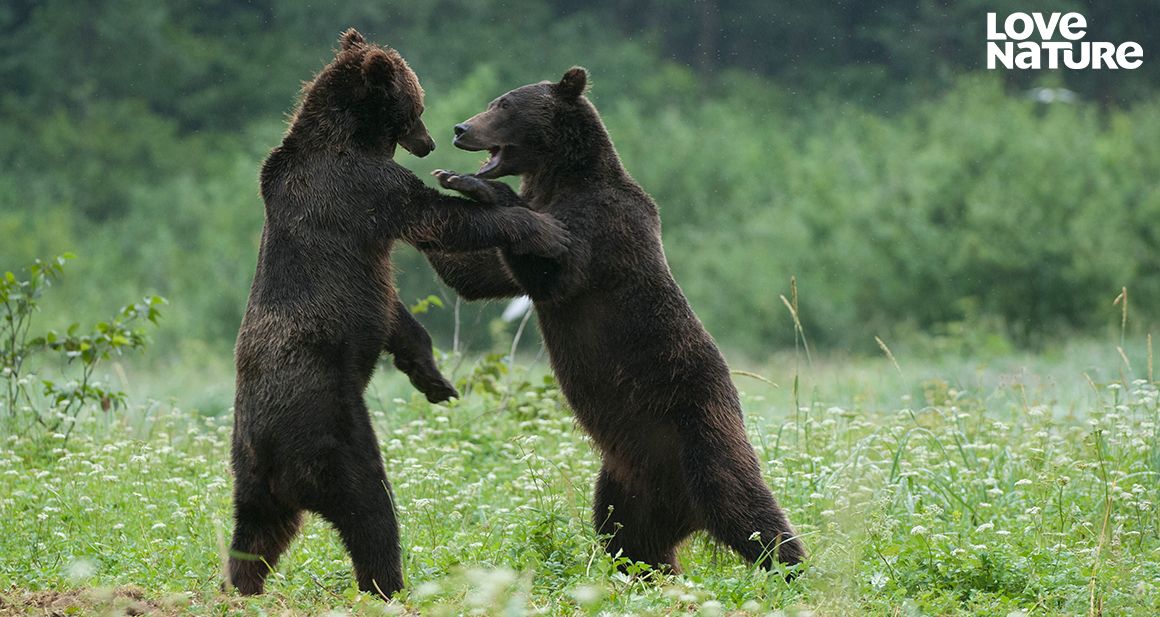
361,48,396,89
339,28,366,51
553,66,588,100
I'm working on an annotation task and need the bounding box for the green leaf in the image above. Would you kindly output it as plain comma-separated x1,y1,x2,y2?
409,294,445,315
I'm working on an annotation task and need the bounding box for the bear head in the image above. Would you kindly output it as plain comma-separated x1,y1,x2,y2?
293,28,435,157
450,67,590,179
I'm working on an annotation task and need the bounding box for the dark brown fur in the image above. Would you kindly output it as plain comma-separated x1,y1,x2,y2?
228,30,570,600
425,68,806,575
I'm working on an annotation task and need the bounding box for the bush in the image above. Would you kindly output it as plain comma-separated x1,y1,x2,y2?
0,255,164,436
609,74,1159,353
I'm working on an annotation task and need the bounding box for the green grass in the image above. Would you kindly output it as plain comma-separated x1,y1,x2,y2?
0,340,1157,616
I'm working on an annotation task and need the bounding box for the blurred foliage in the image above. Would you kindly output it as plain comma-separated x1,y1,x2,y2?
0,0,1157,357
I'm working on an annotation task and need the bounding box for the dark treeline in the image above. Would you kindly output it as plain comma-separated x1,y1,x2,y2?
562,0,1160,103
1,0,1158,357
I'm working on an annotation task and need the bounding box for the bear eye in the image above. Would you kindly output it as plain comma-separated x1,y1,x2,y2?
496,98,508,110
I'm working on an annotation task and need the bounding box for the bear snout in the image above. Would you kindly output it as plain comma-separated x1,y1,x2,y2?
452,123,489,151
400,133,436,158
417,135,436,156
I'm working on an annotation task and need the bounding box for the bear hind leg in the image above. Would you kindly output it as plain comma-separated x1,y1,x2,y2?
594,465,693,575
315,459,405,599
679,418,806,574
228,500,302,595
703,484,806,572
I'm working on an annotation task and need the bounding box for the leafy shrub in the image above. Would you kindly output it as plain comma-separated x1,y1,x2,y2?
0,255,164,437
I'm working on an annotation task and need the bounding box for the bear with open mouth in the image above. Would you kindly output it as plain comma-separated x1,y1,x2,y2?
425,67,807,576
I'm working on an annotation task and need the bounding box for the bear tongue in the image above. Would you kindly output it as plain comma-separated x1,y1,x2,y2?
478,147,501,176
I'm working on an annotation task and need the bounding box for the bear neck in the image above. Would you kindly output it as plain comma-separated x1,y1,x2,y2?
522,102,624,203
286,102,393,154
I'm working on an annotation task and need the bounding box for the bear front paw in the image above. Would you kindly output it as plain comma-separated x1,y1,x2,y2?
432,169,497,204
395,357,460,403
511,212,571,259
421,376,459,404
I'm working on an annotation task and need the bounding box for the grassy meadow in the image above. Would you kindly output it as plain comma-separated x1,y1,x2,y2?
1,335,1156,616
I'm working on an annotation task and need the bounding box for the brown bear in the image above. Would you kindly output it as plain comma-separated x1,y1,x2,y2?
424,68,806,575
228,30,570,600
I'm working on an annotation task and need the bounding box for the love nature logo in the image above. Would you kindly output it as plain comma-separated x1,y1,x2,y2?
987,12,1143,70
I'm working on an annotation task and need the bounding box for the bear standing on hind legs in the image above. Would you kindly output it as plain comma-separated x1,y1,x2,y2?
228,30,570,600
425,67,806,575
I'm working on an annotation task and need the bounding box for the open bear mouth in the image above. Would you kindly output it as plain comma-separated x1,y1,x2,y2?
477,147,503,178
